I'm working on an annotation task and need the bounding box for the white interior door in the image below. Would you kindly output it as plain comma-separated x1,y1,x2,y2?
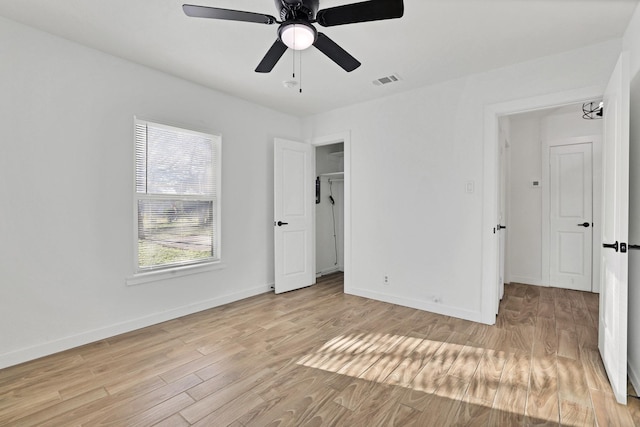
549,143,593,291
599,53,630,404
274,138,314,294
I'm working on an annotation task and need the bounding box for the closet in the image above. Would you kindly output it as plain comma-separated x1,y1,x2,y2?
315,143,344,276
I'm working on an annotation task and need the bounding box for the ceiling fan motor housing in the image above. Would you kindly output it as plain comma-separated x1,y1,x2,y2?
276,0,319,21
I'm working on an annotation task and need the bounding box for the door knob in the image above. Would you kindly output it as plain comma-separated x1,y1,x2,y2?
603,241,619,252
577,222,590,227
497,224,506,230
276,221,289,227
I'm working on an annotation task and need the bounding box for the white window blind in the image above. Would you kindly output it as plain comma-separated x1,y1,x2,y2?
134,118,220,271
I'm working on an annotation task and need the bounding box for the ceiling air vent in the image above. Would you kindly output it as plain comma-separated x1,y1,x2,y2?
373,73,401,86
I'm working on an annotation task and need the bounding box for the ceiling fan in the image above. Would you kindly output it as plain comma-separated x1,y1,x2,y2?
183,0,404,73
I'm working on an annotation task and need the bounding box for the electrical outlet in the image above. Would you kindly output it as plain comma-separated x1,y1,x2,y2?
383,275,390,285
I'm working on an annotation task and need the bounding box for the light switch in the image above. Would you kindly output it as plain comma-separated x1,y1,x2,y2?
466,181,475,194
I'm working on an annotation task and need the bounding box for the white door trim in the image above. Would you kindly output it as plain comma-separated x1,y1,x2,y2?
482,85,603,324
541,135,602,292
311,131,351,291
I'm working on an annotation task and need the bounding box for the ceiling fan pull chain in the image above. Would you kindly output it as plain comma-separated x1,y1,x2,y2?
299,50,303,94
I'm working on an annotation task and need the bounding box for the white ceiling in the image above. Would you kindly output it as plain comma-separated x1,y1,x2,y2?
0,0,637,117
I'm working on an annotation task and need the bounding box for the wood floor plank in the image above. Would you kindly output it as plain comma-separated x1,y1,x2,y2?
335,333,405,378
626,396,640,426
359,335,422,383
533,317,558,357
180,368,276,424
581,347,614,393
126,392,195,427
453,398,494,426
560,399,595,426
526,355,559,425
409,340,463,394
0,389,61,425
465,348,507,405
557,356,591,407
413,375,469,425
8,387,107,427
570,294,593,328
491,350,530,426
245,378,338,426
333,377,378,411
152,413,190,427
341,382,399,424
384,337,441,387
537,299,556,319
557,328,580,360
191,391,265,427
298,400,351,427
82,373,202,426
1,274,635,426
591,389,635,427
38,376,168,426
575,324,599,350
382,403,423,426
555,296,577,332
448,345,485,381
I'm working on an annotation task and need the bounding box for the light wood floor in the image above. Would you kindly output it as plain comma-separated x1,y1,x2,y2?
2,273,640,426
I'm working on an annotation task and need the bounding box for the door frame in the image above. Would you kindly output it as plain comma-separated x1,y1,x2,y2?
542,136,602,292
311,131,352,291
497,118,510,305
482,85,603,324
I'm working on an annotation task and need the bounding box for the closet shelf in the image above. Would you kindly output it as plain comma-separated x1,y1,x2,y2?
319,172,344,179
328,151,344,158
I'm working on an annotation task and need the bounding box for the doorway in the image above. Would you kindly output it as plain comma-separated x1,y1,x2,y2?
311,132,351,290
483,64,630,403
315,143,344,277
273,133,351,294
501,104,602,292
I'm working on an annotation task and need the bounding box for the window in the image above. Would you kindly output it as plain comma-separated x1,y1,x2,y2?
134,118,220,272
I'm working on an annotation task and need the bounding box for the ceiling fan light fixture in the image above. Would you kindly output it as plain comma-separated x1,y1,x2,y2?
279,22,316,50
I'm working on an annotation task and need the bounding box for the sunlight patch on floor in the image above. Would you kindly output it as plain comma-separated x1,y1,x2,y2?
295,333,561,425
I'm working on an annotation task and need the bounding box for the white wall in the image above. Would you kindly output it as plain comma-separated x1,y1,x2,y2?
507,114,543,285
541,107,604,142
315,144,344,275
0,17,302,368
623,4,640,394
303,40,621,322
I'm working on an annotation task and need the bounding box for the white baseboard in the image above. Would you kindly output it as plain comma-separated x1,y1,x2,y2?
316,266,343,277
0,284,271,370
346,287,484,324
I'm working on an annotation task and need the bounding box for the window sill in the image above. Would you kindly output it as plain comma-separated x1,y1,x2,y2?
126,261,226,286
